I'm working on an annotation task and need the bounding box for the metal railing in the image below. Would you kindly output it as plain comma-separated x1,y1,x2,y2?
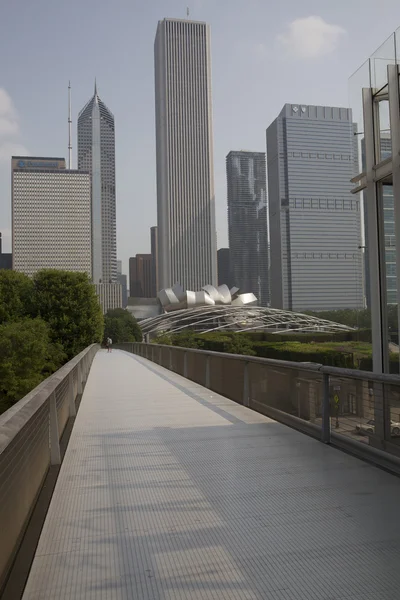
117,342,400,475
0,343,99,593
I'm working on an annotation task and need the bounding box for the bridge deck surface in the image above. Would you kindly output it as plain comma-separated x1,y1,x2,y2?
22,350,400,600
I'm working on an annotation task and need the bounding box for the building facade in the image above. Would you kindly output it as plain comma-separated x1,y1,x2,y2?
226,151,269,306
217,248,234,288
155,18,217,290
129,254,153,297
150,226,159,297
95,283,122,314
267,104,363,311
12,157,91,277
117,260,128,308
0,233,12,270
78,82,116,284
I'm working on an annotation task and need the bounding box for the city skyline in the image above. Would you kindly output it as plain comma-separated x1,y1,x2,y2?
155,18,217,290
1,1,394,278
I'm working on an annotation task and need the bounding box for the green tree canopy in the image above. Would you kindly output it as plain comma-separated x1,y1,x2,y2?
33,270,104,359
0,270,34,324
0,318,65,413
104,308,142,343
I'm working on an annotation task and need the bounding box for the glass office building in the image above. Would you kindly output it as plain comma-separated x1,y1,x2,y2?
349,28,400,373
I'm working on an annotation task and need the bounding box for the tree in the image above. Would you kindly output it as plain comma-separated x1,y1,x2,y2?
33,270,104,359
0,270,34,324
104,308,142,343
0,318,65,413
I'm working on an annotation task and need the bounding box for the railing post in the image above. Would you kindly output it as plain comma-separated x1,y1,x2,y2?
169,347,173,371
49,392,61,465
243,361,249,407
184,351,188,378
68,371,76,417
77,363,83,396
205,354,210,388
322,372,331,444
151,346,154,362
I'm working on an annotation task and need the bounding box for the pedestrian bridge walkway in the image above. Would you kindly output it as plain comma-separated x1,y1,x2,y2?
22,350,400,600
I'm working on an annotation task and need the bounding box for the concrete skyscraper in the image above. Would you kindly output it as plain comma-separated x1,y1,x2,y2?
226,151,269,306
154,18,217,290
267,104,363,311
78,82,116,284
12,157,91,277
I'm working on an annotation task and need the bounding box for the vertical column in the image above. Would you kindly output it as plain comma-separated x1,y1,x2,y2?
389,63,400,364
77,363,83,396
49,392,61,465
68,371,76,417
242,362,249,407
321,373,331,444
362,86,388,374
205,355,210,388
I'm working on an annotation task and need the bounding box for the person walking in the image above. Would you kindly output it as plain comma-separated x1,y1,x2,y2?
106,337,112,353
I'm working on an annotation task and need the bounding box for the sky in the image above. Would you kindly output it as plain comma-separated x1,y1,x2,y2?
0,0,399,278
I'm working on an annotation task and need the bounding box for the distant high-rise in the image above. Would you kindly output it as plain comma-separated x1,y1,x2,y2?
12,157,91,277
150,226,159,296
267,104,363,311
217,248,234,289
155,18,217,290
0,233,12,270
129,254,153,298
78,82,116,284
117,260,128,308
226,151,269,306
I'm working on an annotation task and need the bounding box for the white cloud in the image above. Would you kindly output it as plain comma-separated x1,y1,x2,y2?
0,88,28,163
0,142,29,163
277,16,346,59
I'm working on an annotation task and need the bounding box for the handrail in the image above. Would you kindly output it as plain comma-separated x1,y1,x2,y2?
133,342,400,385
127,342,400,476
0,343,100,594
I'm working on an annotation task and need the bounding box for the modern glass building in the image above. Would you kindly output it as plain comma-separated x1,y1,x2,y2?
154,18,217,290
12,156,91,277
267,104,363,312
78,82,116,284
226,151,269,306
349,29,400,373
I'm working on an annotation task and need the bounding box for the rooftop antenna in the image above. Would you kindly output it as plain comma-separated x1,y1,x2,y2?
187,6,189,18
68,81,72,169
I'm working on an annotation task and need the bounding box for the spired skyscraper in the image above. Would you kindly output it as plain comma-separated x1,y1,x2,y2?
154,18,217,290
78,82,117,284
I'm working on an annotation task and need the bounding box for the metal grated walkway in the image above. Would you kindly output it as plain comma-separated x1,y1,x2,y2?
22,350,400,600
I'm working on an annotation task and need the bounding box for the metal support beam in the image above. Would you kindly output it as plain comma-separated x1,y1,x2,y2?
243,362,249,407
205,355,210,388
362,87,388,374
389,63,400,365
321,373,331,444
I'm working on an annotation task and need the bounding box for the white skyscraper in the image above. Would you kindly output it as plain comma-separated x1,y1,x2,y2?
154,18,217,290
12,157,91,277
78,82,116,284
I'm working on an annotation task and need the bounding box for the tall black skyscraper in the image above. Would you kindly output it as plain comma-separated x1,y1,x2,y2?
226,151,269,306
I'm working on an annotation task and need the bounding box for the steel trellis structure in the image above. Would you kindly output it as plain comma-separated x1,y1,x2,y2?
140,305,354,337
